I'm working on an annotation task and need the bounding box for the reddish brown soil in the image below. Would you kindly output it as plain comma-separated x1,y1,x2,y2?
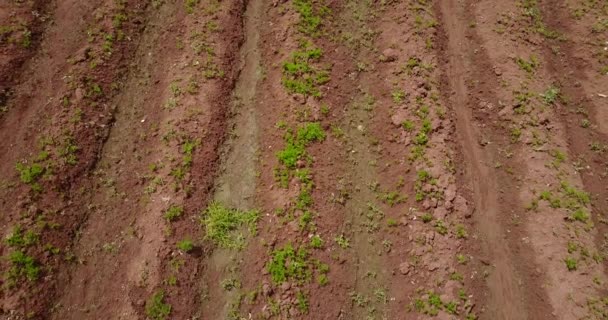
0,0,50,95
1,0,607,319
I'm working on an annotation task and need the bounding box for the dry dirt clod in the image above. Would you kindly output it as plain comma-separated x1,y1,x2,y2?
262,283,273,296
292,93,307,105
380,48,398,62
399,262,411,275
280,282,291,292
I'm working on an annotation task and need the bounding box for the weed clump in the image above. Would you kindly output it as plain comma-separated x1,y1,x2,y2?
16,162,44,185
282,45,330,97
164,205,184,222
171,138,199,181
564,257,577,271
200,202,259,249
516,55,539,74
540,86,560,105
6,250,40,284
413,290,460,316
334,234,350,248
293,0,331,36
146,290,171,320
276,123,326,169
5,225,38,248
176,239,194,252
519,0,560,39
310,235,324,248
267,243,311,284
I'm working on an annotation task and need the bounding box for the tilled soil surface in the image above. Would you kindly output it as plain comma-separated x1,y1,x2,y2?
1,0,607,319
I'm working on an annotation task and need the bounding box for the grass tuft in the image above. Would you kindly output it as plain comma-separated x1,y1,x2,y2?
267,243,311,284
293,0,331,36
6,250,40,284
277,123,326,168
146,290,172,320
200,202,259,249
282,45,330,97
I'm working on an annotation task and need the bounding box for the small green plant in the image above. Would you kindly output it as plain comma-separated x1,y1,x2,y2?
564,257,577,271
146,290,172,320
414,170,432,201
6,250,40,283
102,33,114,53
402,120,415,132
6,226,38,248
167,275,177,286
413,290,454,316
221,278,241,291
267,244,311,284
112,13,127,28
510,127,522,143
421,119,432,133
170,138,199,181
569,208,590,223
274,167,290,188
176,239,194,252
334,234,350,248
456,254,468,264
455,224,468,239
540,86,560,105
515,55,539,74
350,291,370,307
58,135,79,165
331,125,345,139
567,241,578,254
186,78,199,94
200,202,259,249
560,181,590,206
297,122,326,143
293,0,331,36
538,190,562,208
165,98,178,111
519,0,560,39
526,199,539,211
169,81,182,97
282,45,330,97
185,0,200,13
299,211,313,230
310,235,324,248
276,141,305,169
392,89,406,103
20,29,31,48
405,56,420,72
420,213,433,223
15,162,44,185
414,132,429,146
320,104,330,115
379,191,406,206
409,145,426,162
450,272,464,282
277,123,325,168
434,220,448,235
164,205,184,222
296,291,309,313
317,273,329,286
550,149,566,168
181,138,199,167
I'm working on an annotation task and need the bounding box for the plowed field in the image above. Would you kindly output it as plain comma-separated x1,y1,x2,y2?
1,0,607,319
